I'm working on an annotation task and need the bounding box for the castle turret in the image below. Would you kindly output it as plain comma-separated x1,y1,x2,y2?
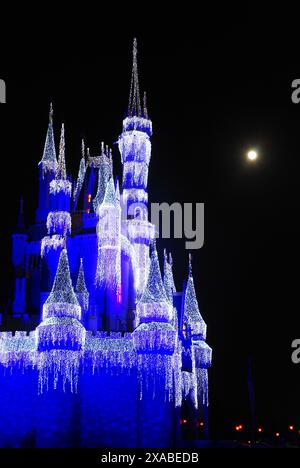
183,254,212,412
163,250,177,305
47,124,72,236
73,139,87,211
183,254,207,341
92,142,112,213
95,177,122,330
37,245,85,350
133,241,175,354
37,243,86,392
36,103,58,223
118,38,154,296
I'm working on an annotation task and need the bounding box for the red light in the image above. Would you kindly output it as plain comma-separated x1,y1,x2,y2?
289,425,294,431
117,291,122,304
258,427,262,433
181,419,187,425
298,429,300,436
235,425,240,432
275,432,280,438
199,422,204,427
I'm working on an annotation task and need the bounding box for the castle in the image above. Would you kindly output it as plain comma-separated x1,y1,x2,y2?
0,39,212,448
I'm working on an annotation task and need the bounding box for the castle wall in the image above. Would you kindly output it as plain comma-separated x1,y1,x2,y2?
0,368,176,448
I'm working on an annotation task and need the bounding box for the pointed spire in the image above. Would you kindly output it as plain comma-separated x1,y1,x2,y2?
75,258,88,294
140,240,169,305
143,91,148,119
163,249,176,304
39,102,57,172
56,123,67,180
75,258,89,311
101,176,117,207
73,140,87,205
115,177,120,203
184,254,206,339
45,247,79,306
81,139,85,159
128,37,142,117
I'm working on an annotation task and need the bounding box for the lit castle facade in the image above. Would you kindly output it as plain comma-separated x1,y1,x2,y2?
0,40,212,448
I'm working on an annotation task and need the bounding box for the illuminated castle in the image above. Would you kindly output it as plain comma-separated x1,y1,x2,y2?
0,39,212,448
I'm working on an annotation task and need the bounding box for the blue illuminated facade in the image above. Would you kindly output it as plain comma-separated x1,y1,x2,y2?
0,39,212,448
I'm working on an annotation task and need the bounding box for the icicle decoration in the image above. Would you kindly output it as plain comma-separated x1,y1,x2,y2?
41,235,64,257
46,211,71,235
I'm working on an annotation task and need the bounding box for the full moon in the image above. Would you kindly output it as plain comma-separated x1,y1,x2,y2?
247,150,258,161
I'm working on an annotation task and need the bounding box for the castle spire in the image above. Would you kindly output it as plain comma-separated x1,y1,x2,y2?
75,258,89,311
183,254,207,339
115,177,120,203
39,102,57,174
143,91,148,119
128,38,142,117
45,246,79,307
73,139,87,206
139,240,168,305
56,123,67,180
102,176,117,207
75,258,88,294
163,249,176,304
81,138,85,159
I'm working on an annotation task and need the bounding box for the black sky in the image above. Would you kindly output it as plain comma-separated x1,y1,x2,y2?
0,7,300,438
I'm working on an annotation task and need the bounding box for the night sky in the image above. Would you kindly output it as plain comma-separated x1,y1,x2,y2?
1,8,300,439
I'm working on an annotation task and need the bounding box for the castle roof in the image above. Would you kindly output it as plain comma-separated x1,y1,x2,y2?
183,254,206,339
139,242,168,305
45,248,79,306
39,103,57,171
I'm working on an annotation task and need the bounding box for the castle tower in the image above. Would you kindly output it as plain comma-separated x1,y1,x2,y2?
47,124,72,236
182,254,212,436
183,254,207,340
73,139,87,211
118,38,154,297
95,177,122,330
92,142,112,213
36,103,58,223
133,241,175,353
12,198,28,318
37,243,86,392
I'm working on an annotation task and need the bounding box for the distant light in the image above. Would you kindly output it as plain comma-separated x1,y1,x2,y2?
199,421,204,427
182,419,187,425
247,150,258,161
235,425,242,431
258,427,262,433
239,424,243,430
275,432,280,438
289,425,294,431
